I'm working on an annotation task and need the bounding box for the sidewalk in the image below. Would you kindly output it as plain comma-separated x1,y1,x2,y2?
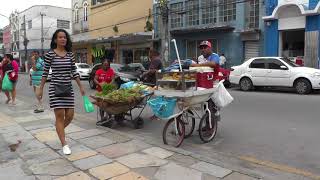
0,95,260,180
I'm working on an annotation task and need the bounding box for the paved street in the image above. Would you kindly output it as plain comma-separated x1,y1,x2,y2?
12,74,320,179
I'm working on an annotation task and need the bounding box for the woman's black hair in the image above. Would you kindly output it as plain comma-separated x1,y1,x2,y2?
50,29,72,52
4,54,13,61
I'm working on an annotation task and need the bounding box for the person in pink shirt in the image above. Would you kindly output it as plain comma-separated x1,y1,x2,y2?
2,54,19,105
0,56,3,92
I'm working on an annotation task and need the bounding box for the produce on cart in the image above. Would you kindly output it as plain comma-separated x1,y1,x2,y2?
91,82,154,129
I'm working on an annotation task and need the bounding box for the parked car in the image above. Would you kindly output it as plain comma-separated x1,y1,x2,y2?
88,63,145,89
76,63,91,79
229,57,320,94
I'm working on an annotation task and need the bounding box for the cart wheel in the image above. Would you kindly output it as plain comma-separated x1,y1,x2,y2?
162,118,185,147
198,112,218,143
177,110,195,138
97,119,114,128
115,114,125,127
133,117,144,129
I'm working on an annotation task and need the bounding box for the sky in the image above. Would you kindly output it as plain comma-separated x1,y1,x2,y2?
0,0,71,28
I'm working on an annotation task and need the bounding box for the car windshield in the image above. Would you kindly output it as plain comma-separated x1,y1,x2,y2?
110,64,123,72
77,64,90,68
280,57,300,67
119,63,145,72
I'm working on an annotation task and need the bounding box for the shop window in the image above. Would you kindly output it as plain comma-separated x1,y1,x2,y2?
186,39,218,59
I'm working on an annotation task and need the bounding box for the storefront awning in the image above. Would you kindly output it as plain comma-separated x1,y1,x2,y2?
86,32,153,45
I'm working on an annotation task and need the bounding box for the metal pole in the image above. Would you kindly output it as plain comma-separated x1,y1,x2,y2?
40,12,45,56
23,15,29,72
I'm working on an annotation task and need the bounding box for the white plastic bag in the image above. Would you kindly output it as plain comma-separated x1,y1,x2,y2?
212,80,234,108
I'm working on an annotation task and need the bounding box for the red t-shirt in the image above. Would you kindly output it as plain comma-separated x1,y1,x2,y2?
95,68,115,92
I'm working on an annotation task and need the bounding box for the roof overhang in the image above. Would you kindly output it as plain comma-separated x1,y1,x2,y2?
263,3,320,21
73,31,152,45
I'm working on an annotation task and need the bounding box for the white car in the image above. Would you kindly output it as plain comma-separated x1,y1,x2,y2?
229,57,320,94
75,63,91,79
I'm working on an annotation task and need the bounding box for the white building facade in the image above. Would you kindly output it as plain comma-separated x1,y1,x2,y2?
17,5,71,71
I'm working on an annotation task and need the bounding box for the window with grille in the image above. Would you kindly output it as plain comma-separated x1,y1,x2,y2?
219,0,236,22
186,0,199,26
28,20,32,29
83,2,88,21
74,4,79,23
170,2,184,28
202,0,217,24
57,20,70,29
248,0,259,28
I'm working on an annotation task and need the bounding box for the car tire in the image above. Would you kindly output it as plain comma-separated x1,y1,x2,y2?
294,79,312,94
89,79,96,89
223,80,231,88
240,77,253,91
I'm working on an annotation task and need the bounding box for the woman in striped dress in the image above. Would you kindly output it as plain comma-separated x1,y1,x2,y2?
39,29,85,155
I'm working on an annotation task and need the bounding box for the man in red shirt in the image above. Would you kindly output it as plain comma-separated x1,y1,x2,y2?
94,58,115,92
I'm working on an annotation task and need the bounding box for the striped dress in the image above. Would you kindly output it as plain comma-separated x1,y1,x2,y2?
42,50,79,109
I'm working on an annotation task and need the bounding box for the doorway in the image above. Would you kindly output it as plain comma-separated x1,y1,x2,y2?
280,30,304,58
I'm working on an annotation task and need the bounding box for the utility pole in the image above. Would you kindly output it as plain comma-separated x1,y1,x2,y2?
159,0,169,65
23,15,29,72
40,12,46,56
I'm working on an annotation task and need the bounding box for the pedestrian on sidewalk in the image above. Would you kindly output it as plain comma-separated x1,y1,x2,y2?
219,53,227,68
30,51,45,113
39,29,86,155
1,54,19,105
0,56,3,92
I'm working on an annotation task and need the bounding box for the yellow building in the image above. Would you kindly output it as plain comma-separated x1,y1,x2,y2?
88,0,153,64
72,0,93,64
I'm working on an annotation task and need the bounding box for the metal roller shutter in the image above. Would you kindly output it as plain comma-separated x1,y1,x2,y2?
245,41,259,61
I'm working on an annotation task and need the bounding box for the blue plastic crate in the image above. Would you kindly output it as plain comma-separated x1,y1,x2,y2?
148,97,177,119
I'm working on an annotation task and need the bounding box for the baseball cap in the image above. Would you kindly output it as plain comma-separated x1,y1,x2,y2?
199,41,212,48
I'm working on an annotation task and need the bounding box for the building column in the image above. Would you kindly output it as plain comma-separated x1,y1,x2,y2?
305,15,320,68
264,20,279,56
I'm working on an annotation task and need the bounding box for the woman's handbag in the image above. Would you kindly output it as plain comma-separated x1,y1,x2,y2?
54,83,72,97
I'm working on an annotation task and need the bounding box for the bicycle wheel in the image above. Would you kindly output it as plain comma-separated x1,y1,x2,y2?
198,112,218,143
163,118,185,147
177,110,195,138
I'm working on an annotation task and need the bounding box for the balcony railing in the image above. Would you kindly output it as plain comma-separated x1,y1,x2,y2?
73,20,89,34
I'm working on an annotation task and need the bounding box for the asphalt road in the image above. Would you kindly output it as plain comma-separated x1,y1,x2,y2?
15,74,320,177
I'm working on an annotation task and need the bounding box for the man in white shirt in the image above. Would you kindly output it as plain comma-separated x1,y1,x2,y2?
219,53,226,67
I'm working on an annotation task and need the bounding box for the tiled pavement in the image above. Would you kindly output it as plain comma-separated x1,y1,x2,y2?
0,95,259,180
